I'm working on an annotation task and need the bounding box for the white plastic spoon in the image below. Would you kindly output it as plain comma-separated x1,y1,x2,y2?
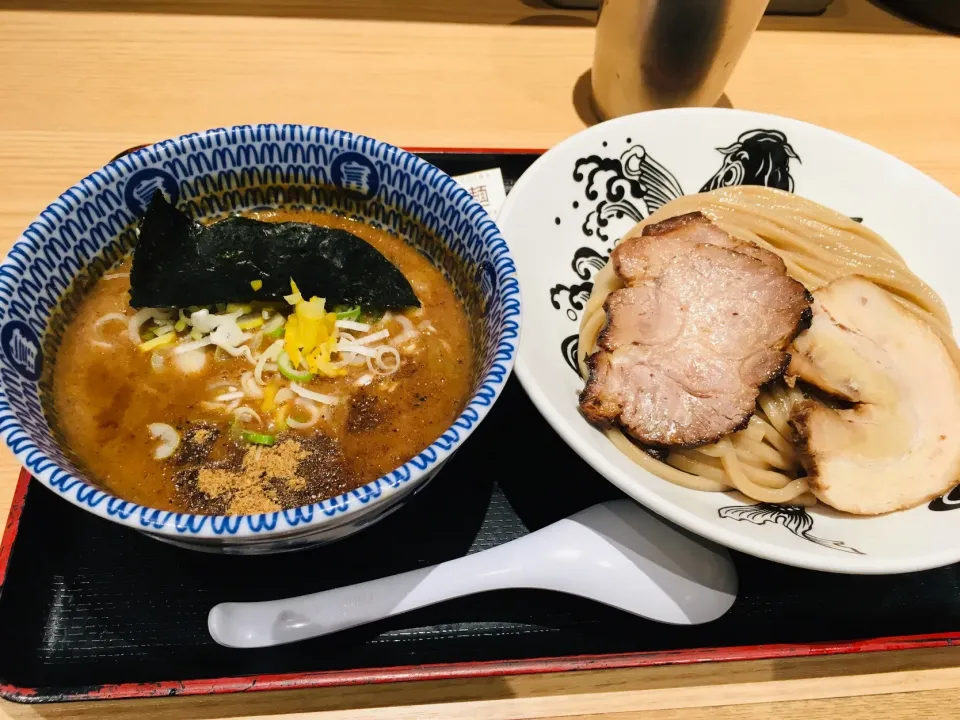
208,500,738,648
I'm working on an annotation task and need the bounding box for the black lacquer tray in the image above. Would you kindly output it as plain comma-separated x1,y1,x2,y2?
1,150,959,704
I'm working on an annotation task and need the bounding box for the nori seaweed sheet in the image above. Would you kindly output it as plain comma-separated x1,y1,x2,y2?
129,192,420,310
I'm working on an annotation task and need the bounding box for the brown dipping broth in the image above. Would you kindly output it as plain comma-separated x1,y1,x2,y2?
52,210,474,514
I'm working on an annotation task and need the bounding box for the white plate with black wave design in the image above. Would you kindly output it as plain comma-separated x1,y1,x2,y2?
498,108,960,574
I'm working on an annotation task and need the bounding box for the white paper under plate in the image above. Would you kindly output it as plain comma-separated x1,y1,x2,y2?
453,168,507,219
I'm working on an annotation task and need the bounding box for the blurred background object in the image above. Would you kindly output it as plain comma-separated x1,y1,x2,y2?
872,0,960,32
591,0,769,118
768,0,833,12
547,0,835,13
547,0,957,32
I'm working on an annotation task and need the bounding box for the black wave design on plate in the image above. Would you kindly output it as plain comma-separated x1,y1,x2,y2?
581,200,644,243
571,246,608,280
553,144,684,351
700,129,800,193
550,281,593,321
574,145,685,243
574,155,645,204
561,333,581,378
719,503,864,555
929,485,960,511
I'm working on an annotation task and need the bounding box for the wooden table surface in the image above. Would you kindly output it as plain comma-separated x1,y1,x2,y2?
1,0,959,717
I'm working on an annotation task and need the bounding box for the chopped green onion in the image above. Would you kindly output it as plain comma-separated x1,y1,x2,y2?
361,308,384,323
250,279,263,291
262,313,286,337
240,430,276,446
174,309,188,333
277,351,314,382
335,306,362,321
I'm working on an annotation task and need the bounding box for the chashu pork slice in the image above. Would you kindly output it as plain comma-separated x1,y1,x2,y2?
580,224,810,447
612,211,786,285
788,275,960,515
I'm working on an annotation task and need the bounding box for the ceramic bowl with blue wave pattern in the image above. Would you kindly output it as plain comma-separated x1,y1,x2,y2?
0,125,520,554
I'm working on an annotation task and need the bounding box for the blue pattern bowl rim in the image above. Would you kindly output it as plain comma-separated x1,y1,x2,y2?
0,124,522,541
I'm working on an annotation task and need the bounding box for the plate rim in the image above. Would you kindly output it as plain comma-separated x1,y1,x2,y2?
502,107,960,574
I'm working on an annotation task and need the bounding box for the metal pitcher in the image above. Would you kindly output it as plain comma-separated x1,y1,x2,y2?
592,0,770,118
